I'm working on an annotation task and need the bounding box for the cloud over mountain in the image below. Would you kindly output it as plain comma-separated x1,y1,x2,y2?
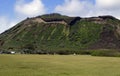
55,0,120,19
1,0,120,34
0,16,17,33
55,0,92,16
96,0,120,10
15,0,46,17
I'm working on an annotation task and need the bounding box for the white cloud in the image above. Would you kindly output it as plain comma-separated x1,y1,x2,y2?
0,0,47,33
54,0,120,19
96,0,120,10
15,0,46,17
92,0,120,18
0,16,17,33
55,0,92,16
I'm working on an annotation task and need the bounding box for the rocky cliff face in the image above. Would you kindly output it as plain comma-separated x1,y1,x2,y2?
0,13,120,53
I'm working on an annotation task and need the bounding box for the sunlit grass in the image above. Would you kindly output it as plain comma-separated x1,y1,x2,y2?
0,55,120,76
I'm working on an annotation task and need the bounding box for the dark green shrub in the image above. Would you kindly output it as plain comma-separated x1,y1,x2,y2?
91,50,120,57
56,50,74,55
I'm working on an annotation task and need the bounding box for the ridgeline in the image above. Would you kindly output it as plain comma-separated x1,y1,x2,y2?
0,13,120,56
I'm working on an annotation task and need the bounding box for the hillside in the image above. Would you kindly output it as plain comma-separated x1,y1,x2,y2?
0,13,120,55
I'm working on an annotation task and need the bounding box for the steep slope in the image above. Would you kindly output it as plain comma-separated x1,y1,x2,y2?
0,13,120,54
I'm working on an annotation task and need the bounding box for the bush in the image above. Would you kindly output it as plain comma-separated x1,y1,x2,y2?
91,50,120,57
56,50,74,55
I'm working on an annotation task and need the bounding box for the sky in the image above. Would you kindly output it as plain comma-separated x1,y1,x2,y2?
0,0,120,33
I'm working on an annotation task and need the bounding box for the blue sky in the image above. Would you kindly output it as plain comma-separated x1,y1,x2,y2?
0,0,15,18
0,0,65,19
0,0,120,33
0,0,94,18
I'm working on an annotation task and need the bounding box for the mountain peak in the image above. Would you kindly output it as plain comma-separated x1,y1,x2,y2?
0,14,120,54
98,15,117,20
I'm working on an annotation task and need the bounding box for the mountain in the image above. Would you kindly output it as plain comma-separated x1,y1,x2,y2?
0,13,120,55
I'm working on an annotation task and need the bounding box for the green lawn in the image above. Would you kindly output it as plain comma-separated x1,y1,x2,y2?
0,55,120,76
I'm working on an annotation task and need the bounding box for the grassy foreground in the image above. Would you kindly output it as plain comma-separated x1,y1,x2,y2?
0,55,120,76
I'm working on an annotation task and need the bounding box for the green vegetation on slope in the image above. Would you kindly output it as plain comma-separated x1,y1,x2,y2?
0,14,120,56
0,20,104,53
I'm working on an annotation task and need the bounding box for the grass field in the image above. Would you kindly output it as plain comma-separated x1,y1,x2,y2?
0,55,120,76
